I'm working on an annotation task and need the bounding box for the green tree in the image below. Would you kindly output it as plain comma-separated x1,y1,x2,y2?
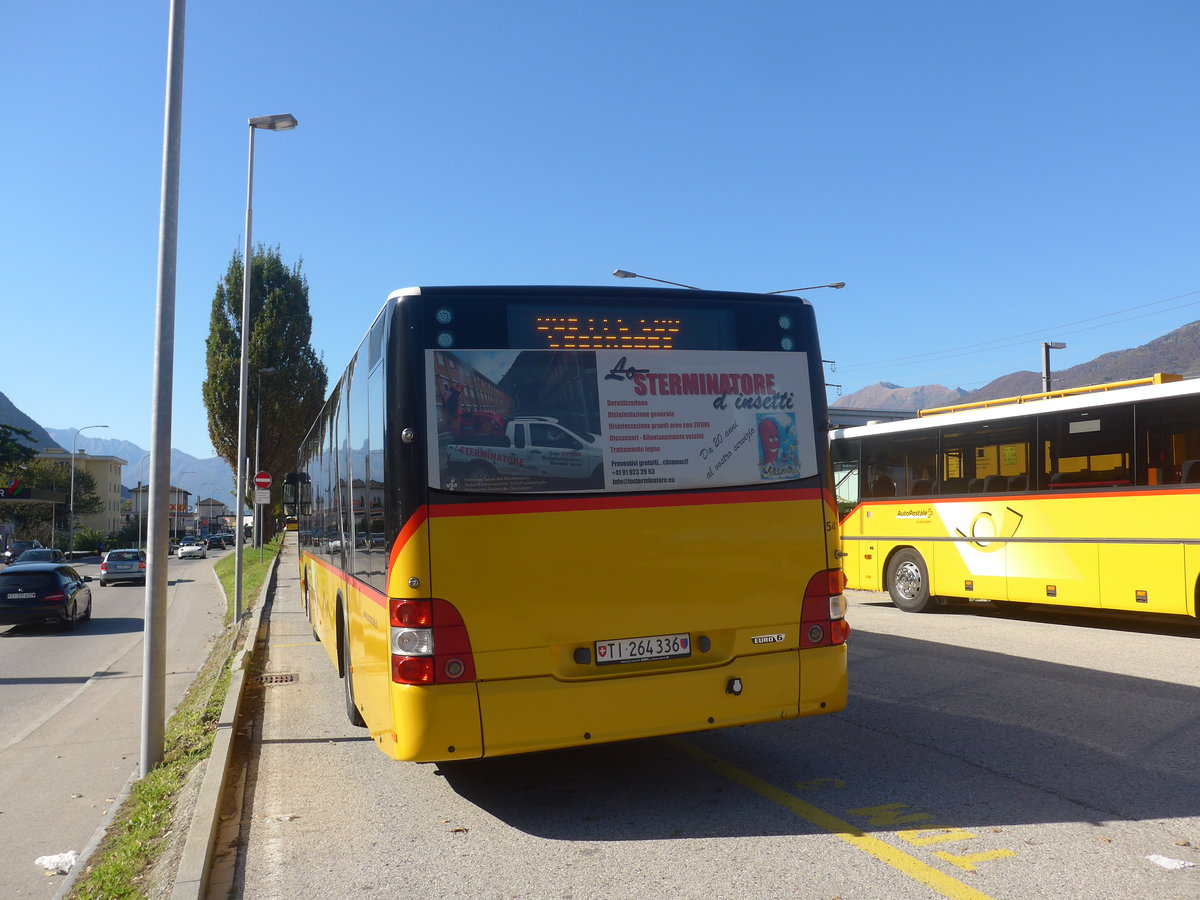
0,424,37,468
202,245,328,518
0,458,101,547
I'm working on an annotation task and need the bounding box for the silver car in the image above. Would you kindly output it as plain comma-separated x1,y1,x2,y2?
100,549,146,586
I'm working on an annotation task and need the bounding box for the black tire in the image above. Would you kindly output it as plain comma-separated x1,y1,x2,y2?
340,608,367,728
81,595,93,621
99,580,107,588
62,601,78,631
886,549,935,613
304,574,319,641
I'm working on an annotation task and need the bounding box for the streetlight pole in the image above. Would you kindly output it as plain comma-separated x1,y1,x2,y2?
133,453,150,550
1042,342,1067,392
254,366,277,550
69,424,108,555
235,113,297,622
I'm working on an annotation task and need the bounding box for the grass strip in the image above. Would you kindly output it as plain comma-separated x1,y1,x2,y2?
68,536,282,900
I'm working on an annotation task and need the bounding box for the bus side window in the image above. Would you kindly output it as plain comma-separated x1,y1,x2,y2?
831,438,860,516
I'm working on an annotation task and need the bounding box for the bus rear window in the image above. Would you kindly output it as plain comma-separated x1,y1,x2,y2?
428,347,817,494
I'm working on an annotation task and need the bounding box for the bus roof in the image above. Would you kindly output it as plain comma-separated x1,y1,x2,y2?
830,374,1200,440
385,284,816,307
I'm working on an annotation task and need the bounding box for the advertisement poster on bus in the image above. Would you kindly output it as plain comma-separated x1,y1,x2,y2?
427,348,816,493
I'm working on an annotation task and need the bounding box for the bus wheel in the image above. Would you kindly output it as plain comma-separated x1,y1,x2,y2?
340,609,367,728
303,572,318,640
887,549,935,613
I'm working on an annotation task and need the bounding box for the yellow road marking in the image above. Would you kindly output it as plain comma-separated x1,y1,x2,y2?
671,738,997,900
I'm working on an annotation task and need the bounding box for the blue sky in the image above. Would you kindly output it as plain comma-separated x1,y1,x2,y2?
3,1,1197,459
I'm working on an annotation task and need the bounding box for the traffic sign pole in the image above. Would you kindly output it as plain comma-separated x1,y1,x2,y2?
253,472,272,559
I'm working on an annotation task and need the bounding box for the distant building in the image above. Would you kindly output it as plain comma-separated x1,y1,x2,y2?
36,448,126,536
827,407,917,429
196,497,231,533
128,483,195,537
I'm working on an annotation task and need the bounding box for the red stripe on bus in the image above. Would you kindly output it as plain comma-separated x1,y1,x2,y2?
386,505,429,577
301,549,389,608
427,487,822,519
850,485,1199,507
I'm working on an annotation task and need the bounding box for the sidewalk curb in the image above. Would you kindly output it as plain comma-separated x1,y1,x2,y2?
170,551,280,900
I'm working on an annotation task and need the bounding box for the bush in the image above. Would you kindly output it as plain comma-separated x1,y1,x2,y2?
109,522,141,548
73,527,104,552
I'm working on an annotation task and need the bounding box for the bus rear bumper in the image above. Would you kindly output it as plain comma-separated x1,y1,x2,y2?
475,650,834,759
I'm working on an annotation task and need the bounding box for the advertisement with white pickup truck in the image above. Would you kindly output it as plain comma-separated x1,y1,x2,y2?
446,416,604,490
428,347,815,495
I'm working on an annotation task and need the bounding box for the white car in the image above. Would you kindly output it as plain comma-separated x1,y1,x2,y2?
177,541,207,559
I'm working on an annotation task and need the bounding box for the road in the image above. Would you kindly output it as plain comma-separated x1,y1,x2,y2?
225,570,1200,899
0,551,229,900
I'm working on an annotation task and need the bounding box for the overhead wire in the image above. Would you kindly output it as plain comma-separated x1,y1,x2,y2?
835,288,1200,374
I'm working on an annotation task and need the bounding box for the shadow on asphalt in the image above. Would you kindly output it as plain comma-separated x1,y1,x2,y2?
860,596,1200,639
434,628,1200,840
0,615,144,638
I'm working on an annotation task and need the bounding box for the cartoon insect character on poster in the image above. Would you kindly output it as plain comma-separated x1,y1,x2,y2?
757,413,801,479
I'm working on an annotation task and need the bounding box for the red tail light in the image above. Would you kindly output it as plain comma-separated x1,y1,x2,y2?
99,562,108,574
41,592,66,603
389,598,476,685
800,569,850,648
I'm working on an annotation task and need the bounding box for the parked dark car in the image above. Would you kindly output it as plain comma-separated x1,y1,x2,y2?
205,536,225,551
2,540,44,565
13,548,66,564
100,549,147,587
0,563,93,629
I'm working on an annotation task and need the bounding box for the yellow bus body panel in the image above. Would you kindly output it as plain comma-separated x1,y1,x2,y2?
305,491,847,762
392,493,841,760
842,491,1199,617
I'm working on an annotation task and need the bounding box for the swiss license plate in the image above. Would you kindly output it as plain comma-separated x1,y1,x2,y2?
115,564,132,571
595,632,690,665
6,593,35,600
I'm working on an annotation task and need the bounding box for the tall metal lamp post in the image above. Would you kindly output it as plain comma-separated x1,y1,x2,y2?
254,366,277,549
1042,342,1067,392
235,113,298,622
69,424,108,555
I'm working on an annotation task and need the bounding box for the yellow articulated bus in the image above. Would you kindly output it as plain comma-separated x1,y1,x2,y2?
830,374,1200,620
284,284,848,762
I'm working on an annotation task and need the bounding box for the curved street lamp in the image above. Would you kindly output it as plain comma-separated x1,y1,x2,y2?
1042,342,1067,392
235,113,298,621
70,424,108,555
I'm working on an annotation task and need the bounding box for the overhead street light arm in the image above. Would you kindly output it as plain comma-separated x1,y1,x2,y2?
765,282,845,294
612,269,701,290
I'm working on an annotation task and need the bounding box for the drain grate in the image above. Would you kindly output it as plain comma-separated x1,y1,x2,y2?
252,673,298,685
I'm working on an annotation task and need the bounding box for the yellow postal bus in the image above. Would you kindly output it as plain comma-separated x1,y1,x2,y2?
831,374,1200,619
285,285,848,762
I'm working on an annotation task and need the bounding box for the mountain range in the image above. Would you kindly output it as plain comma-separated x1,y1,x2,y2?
6,318,1200,486
834,319,1200,411
0,391,235,503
